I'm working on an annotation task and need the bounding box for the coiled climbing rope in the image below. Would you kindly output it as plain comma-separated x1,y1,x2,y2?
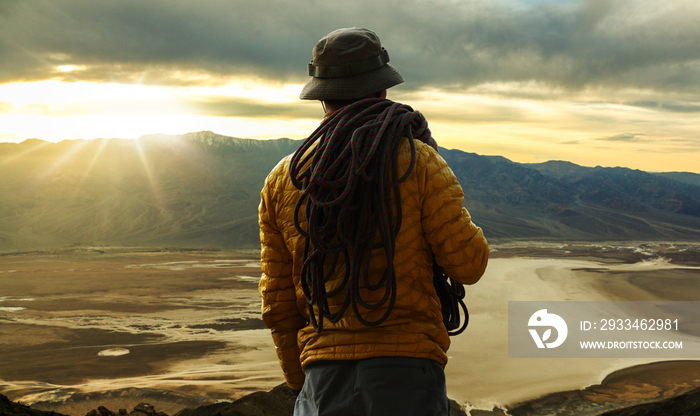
289,97,468,335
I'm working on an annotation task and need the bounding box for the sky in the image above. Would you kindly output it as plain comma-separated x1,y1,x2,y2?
1,0,699,173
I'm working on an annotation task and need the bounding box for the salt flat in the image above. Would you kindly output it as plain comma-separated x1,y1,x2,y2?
0,243,699,415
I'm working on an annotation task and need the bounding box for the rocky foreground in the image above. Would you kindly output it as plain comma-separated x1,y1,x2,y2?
0,384,466,416
3,383,700,416
0,385,468,416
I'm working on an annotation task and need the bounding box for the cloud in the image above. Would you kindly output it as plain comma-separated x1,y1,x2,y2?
595,133,647,142
0,0,336,85
188,97,320,119
636,144,700,154
627,101,700,112
559,138,585,145
1,0,700,97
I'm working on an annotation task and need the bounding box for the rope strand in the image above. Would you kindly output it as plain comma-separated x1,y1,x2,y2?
290,97,468,335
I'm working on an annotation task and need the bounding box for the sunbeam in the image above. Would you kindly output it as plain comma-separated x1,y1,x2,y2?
133,138,164,208
70,138,110,221
79,138,109,186
0,140,51,167
34,139,90,182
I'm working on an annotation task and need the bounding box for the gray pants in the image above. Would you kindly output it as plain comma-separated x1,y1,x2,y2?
294,357,449,416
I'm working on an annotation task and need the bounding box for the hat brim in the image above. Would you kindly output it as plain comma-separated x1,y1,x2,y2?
299,64,404,100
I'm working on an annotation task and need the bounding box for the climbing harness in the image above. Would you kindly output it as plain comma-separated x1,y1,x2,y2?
289,97,468,336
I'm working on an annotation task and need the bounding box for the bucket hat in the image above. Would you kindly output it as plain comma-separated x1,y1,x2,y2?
299,27,404,100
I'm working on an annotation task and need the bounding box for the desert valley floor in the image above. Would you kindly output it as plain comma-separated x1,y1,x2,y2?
1,242,700,415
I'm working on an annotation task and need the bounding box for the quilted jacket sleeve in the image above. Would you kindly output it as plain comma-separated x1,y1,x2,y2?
258,163,307,390
419,145,489,284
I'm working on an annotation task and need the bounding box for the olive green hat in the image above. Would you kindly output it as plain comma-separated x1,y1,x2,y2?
299,27,404,100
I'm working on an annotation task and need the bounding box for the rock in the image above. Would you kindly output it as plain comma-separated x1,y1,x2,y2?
171,402,230,416
0,393,69,416
97,406,116,416
82,403,163,416
174,384,295,416
468,406,509,416
448,399,469,415
599,386,700,416
131,403,156,416
6,383,700,416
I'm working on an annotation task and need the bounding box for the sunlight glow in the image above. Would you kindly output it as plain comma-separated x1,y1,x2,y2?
0,80,319,142
0,79,698,173
394,87,700,172
56,65,86,73
183,80,304,103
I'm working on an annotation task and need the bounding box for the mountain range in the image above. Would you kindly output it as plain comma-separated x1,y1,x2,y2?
1,131,699,252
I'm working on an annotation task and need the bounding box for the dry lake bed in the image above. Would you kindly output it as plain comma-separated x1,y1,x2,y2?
1,242,700,415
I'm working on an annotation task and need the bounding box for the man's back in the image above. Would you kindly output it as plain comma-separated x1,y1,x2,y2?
259,135,488,387
258,27,488,416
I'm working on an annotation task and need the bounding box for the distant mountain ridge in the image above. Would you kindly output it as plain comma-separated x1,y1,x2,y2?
1,131,699,251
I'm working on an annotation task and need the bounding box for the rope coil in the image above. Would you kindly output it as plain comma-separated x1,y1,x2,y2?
289,98,468,335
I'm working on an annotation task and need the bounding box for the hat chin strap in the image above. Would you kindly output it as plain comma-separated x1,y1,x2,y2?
308,48,390,78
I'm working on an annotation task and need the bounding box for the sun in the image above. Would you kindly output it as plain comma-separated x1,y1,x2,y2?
0,78,320,143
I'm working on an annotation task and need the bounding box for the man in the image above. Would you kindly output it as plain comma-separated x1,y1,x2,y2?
259,27,488,416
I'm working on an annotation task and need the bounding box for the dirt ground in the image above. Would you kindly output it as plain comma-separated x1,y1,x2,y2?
1,243,699,415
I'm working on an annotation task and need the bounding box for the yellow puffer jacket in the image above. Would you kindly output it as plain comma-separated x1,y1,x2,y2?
259,137,489,391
